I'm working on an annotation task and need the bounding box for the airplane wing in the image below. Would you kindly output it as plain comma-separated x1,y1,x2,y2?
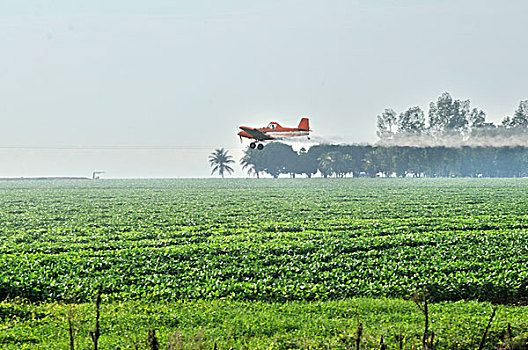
239,127,274,141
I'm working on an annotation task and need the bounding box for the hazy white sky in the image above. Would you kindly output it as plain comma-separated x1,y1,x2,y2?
1,0,527,177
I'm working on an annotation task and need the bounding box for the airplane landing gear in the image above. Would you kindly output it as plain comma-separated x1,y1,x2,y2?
257,144,264,150
250,142,256,149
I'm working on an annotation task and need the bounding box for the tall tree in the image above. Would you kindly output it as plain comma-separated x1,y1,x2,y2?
397,106,426,135
513,100,528,126
376,108,398,139
503,100,528,129
428,92,470,135
209,148,235,178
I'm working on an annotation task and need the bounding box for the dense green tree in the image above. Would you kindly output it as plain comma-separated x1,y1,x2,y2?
406,147,427,177
238,142,528,179
317,152,338,178
468,108,486,129
503,100,528,129
240,148,264,178
340,145,371,177
317,152,354,177
495,147,526,177
514,100,528,125
209,148,235,178
297,147,318,178
471,147,497,177
240,143,299,178
260,143,298,178
397,106,426,135
364,147,395,177
428,92,470,135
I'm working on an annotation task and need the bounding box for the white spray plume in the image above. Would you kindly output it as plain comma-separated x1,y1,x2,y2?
375,130,528,148
279,129,528,149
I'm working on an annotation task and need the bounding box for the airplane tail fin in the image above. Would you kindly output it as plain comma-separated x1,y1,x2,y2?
298,117,310,131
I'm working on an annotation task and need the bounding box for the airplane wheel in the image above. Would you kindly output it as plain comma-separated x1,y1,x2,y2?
257,144,264,150
250,142,256,149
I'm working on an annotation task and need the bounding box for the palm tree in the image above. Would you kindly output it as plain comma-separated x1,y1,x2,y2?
209,148,235,178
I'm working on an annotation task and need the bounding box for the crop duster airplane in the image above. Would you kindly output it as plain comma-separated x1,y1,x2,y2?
238,117,311,150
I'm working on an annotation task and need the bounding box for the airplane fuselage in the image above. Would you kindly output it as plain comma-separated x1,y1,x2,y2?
237,118,311,149
238,128,309,141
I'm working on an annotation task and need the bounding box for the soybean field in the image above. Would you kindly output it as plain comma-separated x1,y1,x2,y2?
1,178,528,349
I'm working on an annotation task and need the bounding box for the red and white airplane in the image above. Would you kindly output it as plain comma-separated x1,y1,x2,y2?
238,117,311,150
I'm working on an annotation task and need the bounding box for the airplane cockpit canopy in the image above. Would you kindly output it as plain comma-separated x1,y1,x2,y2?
267,122,278,129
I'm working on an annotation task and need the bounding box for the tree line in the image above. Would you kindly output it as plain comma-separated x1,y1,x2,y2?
240,142,528,178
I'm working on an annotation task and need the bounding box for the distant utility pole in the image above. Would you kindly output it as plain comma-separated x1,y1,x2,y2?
92,171,104,180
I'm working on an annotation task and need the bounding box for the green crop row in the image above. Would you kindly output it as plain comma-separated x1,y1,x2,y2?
1,178,528,304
